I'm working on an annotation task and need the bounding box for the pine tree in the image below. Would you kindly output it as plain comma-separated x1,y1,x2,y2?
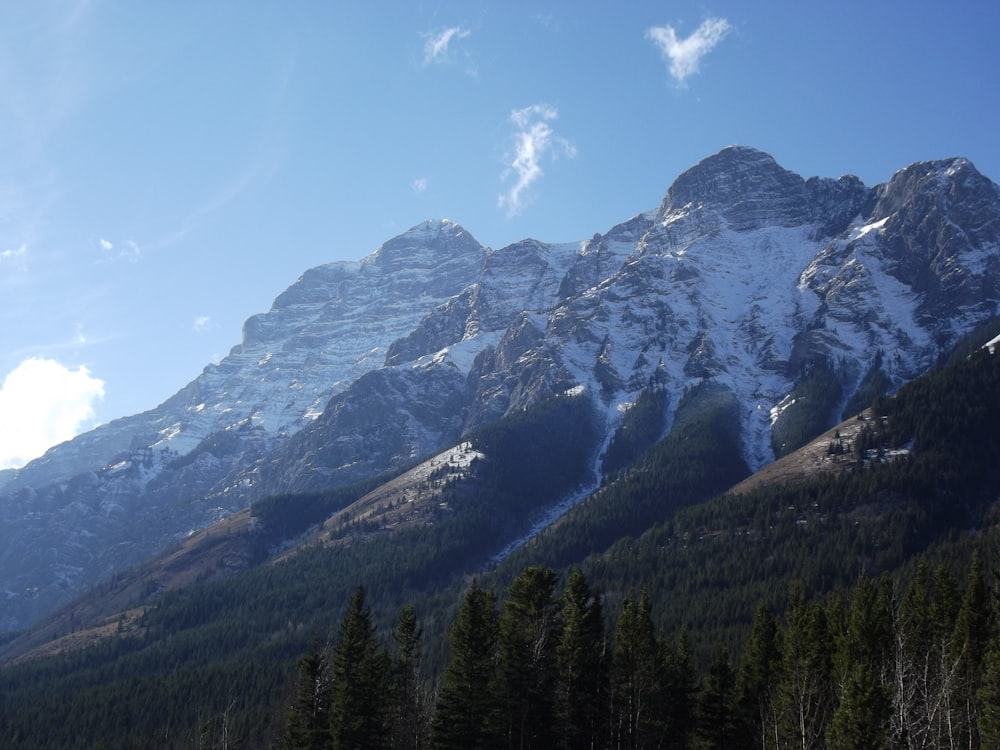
736,600,781,749
953,551,990,748
392,603,427,750
329,586,392,750
775,582,833,750
826,575,891,750
611,588,664,749
893,559,940,748
283,632,331,750
555,568,608,750
663,628,698,750
496,566,560,750
431,580,501,750
694,648,738,750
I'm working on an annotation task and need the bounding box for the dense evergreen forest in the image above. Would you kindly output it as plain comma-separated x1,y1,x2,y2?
2,333,1000,747
281,556,1000,750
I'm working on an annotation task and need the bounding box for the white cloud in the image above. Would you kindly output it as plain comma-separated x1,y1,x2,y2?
1,243,27,261
412,177,428,193
498,104,576,217
0,357,105,469
193,315,212,332
647,17,731,86
423,26,471,65
0,244,28,275
96,238,140,263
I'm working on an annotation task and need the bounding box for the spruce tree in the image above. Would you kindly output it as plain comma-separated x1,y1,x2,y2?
611,588,664,749
736,600,781,749
431,580,501,750
496,565,560,750
329,585,392,750
283,632,331,750
775,582,833,749
392,603,427,750
662,628,698,750
556,568,608,750
694,648,738,750
894,559,935,748
953,551,989,748
826,575,891,750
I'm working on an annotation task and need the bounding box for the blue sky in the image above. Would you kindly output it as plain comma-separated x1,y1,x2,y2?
1,1,998,469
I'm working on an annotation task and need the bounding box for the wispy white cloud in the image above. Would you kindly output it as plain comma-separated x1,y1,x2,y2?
647,17,731,86
412,177,429,193
96,237,140,263
423,26,471,65
0,357,104,469
192,315,212,333
0,243,28,275
498,104,576,217
1,243,28,262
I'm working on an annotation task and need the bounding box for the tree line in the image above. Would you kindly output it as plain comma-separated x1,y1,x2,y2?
281,550,1000,749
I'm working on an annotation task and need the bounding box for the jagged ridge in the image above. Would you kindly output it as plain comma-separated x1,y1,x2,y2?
2,146,999,632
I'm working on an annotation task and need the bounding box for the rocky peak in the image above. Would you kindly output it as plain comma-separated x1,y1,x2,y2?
364,219,484,276
4,148,1000,635
864,158,1000,313
657,146,810,230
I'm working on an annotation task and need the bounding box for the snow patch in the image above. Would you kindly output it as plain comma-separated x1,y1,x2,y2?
848,216,889,241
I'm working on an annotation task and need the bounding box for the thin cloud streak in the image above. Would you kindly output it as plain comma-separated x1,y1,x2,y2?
423,26,471,65
498,104,576,218
647,17,731,86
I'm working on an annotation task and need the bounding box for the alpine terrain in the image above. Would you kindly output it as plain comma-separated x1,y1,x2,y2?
2,145,999,633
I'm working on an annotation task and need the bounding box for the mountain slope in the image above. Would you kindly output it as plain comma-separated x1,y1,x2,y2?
2,146,1000,633
2,321,999,750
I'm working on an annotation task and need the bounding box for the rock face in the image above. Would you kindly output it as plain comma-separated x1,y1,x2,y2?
3,147,1000,632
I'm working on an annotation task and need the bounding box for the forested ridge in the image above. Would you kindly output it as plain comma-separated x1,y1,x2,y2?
2,334,1000,747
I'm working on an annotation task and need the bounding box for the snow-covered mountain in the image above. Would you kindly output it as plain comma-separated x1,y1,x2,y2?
2,146,999,632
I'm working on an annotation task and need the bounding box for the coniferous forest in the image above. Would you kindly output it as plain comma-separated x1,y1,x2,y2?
282,555,998,750
2,334,1000,747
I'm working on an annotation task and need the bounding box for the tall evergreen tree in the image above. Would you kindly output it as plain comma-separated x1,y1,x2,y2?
611,588,664,750
893,559,938,748
556,568,608,750
283,632,332,750
826,574,891,750
736,600,781,750
392,603,428,750
496,566,560,750
432,581,501,750
775,582,833,750
694,648,738,750
953,551,990,748
329,586,392,750
662,628,698,750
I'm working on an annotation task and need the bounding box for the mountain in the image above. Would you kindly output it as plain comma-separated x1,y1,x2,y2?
2,146,999,633
3,325,999,749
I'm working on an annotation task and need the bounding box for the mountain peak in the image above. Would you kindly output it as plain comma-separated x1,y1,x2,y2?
871,156,999,221
367,219,484,272
4,147,1000,635
657,146,810,230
